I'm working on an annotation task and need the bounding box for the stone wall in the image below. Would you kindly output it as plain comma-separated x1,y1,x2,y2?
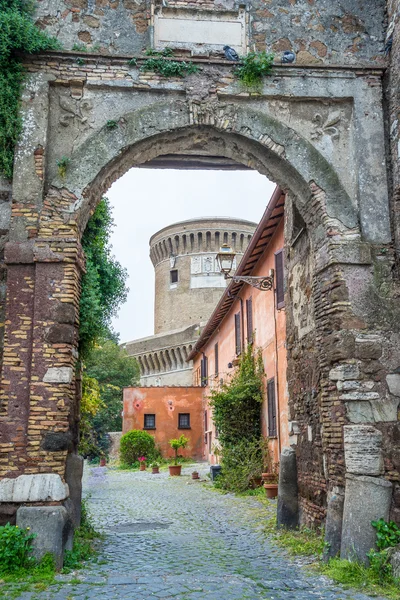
34,1,386,65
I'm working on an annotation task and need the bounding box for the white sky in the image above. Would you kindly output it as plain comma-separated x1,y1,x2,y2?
107,168,276,343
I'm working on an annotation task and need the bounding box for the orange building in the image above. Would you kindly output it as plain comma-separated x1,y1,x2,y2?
188,187,287,466
123,386,204,460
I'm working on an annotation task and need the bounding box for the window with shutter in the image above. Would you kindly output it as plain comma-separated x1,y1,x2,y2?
275,249,285,309
204,410,208,432
267,378,277,437
235,312,241,355
214,343,219,376
246,297,253,343
201,355,208,387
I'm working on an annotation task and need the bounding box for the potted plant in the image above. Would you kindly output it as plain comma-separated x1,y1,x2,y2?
261,441,277,482
138,456,146,471
191,470,199,480
168,435,189,476
263,462,279,498
99,453,106,467
151,462,160,474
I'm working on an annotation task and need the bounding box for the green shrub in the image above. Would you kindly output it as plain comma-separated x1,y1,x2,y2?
120,429,156,465
169,434,189,465
215,437,264,493
371,518,400,550
0,523,36,573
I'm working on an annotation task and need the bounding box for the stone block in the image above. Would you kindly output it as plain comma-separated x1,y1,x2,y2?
17,506,69,570
340,474,392,564
45,324,75,344
43,367,73,383
386,374,400,397
42,431,72,452
65,453,84,527
346,397,400,424
277,447,299,529
0,473,69,502
344,425,383,476
329,364,360,382
387,544,400,579
324,486,344,561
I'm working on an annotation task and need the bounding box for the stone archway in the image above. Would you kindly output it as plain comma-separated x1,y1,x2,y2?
0,64,398,562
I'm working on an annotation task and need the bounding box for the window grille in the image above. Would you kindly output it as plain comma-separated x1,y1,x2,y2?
144,414,156,429
178,413,190,429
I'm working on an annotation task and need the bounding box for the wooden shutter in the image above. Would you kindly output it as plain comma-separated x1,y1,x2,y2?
267,378,277,437
246,297,253,343
275,250,285,309
201,355,208,387
214,343,219,376
235,312,241,355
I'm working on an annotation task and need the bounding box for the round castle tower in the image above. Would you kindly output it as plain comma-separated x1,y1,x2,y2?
150,217,257,335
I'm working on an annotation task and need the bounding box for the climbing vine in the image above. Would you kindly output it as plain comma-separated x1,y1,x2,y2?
0,0,60,180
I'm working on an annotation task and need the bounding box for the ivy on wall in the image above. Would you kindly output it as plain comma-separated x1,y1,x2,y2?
0,0,59,180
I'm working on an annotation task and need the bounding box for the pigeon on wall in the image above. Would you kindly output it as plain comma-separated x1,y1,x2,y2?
281,50,296,64
223,45,239,61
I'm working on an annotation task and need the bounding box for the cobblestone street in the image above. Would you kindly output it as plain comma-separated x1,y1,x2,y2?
11,463,386,600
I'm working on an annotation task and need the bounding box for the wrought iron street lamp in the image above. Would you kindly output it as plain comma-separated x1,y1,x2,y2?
216,244,274,291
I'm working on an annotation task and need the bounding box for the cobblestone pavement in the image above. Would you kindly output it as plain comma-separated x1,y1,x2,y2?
11,463,386,600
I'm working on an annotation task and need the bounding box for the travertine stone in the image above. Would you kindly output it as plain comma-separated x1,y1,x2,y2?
324,486,344,561
43,366,73,384
386,374,400,397
0,473,69,502
344,425,383,476
341,474,392,564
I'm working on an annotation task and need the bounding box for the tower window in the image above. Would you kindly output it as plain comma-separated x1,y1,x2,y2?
170,269,178,284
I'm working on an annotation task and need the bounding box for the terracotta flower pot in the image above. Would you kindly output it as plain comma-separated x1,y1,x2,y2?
169,465,182,476
99,458,106,467
264,483,278,499
152,467,159,474
140,463,146,471
192,471,199,480
262,472,276,483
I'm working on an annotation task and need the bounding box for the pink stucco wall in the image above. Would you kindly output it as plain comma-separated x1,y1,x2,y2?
123,386,204,460
193,218,287,467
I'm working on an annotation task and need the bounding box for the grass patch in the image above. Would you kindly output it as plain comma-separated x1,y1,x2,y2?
321,558,400,600
262,515,400,598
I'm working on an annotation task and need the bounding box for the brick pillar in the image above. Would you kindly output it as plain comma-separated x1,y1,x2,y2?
0,236,82,486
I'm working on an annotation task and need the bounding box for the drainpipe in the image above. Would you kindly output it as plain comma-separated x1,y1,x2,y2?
272,272,282,455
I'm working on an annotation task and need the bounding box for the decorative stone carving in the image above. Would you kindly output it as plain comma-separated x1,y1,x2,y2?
191,256,202,274
311,110,341,141
344,425,384,476
58,95,94,130
203,256,214,273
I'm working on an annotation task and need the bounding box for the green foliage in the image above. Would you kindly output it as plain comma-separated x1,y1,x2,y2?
56,156,69,179
371,518,400,550
0,523,35,573
128,57,137,66
79,198,128,358
209,344,264,447
0,1,60,180
106,119,118,130
72,43,88,52
234,51,274,87
214,438,264,493
141,57,200,78
79,341,139,459
169,434,189,465
145,47,174,57
76,57,85,66
120,429,156,466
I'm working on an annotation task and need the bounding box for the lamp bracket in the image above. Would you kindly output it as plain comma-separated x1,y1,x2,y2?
225,274,274,291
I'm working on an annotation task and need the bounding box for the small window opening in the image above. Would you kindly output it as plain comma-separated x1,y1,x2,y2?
170,269,178,284
144,414,156,429
178,413,191,429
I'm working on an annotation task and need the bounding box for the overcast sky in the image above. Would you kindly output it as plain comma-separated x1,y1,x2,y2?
107,168,276,343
